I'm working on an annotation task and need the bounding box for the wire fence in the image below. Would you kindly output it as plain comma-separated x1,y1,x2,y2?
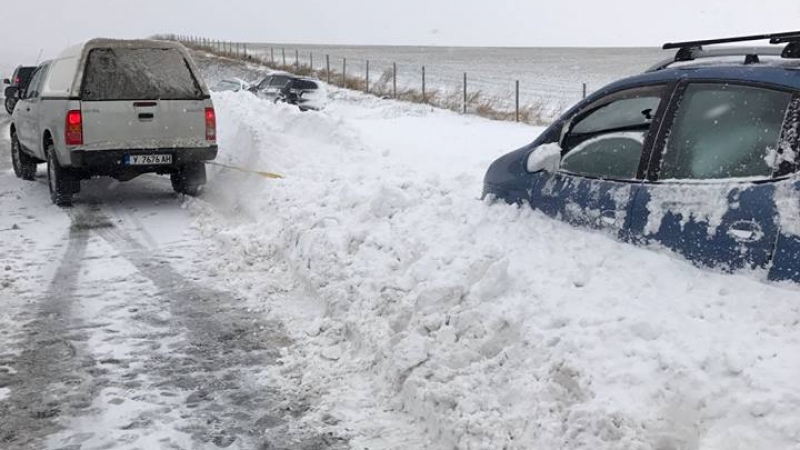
160,34,592,125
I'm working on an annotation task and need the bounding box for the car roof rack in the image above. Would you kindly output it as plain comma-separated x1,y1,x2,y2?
648,31,800,72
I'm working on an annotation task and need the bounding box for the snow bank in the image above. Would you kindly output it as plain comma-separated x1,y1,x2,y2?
192,89,800,450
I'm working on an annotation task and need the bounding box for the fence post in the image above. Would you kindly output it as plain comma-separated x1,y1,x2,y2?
271,47,274,64
243,43,248,58
366,60,370,93
393,62,397,99
282,48,286,66
463,72,467,114
422,66,426,103
515,80,520,122
342,58,347,87
326,54,331,84
310,52,313,71
295,49,299,70
582,82,587,99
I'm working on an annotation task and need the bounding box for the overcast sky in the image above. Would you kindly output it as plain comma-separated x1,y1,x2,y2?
1,0,799,68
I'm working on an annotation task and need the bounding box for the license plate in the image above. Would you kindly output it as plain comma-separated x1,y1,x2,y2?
125,154,172,165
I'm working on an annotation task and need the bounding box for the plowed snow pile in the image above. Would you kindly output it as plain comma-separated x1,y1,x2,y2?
190,90,800,450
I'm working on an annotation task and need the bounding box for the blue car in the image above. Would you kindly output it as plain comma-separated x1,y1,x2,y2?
484,32,800,282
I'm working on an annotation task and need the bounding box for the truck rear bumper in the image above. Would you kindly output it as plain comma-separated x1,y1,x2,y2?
69,146,218,173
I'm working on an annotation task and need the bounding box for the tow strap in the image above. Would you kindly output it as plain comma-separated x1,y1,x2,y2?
205,161,284,179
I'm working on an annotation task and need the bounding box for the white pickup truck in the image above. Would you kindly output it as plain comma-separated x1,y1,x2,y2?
9,38,218,205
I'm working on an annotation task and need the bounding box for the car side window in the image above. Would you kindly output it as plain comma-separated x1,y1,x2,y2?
270,76,289,89
559,85,665,180
258,77,272,90
24,66,46,99
659,83,793,180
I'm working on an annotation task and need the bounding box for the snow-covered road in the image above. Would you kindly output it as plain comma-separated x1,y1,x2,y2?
3,56,800,450
0,118,342,448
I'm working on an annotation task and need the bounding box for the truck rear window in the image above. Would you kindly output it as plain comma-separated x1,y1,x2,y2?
82,48,204,101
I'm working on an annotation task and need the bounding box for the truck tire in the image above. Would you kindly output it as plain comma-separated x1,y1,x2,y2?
11,131,37,181
46,144,78,206
4,97,15,115
171,162,206,196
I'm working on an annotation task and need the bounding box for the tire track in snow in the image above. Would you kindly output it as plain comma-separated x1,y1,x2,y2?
51,201,346,449
0,225,101,449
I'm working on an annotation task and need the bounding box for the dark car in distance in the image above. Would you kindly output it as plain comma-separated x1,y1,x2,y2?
3,65,36,114
483,31,800,283
249,72,327,111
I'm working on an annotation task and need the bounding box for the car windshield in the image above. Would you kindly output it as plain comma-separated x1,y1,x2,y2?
82,47,204,100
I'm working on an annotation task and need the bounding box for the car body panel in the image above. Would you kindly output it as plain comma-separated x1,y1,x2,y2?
80,99,214,150
531,174,641,238
627,181,780,271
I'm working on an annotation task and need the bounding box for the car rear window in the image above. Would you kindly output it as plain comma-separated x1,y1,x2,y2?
292,79,318,90
82,48,203,101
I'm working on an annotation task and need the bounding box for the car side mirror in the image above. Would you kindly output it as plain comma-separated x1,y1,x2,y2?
4,86,17,99
526,143,562,173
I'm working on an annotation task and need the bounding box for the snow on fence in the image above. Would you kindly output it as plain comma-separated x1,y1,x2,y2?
160,34,590,125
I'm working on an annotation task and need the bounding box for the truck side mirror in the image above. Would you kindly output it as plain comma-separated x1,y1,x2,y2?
4,86,17,99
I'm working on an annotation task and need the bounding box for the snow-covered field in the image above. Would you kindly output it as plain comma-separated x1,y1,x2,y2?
2,57,800,449
190,86,800,449
244,44,669,110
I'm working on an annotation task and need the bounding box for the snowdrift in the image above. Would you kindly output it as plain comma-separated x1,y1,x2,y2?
192,90,800,450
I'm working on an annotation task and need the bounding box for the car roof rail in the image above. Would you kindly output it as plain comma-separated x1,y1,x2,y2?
648,31,800,72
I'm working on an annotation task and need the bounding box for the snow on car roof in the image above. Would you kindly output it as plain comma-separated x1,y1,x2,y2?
264,70,321,83
58,38,186,59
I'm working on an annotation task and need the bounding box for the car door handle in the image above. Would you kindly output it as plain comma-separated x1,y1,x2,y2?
727,221,762,242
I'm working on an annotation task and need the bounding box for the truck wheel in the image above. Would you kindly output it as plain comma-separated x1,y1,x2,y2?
171,162,206,196
11,132,37,181
4,97,15,115
46,144,78,207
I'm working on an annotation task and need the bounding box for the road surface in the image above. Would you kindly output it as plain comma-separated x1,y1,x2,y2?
0,115,343,450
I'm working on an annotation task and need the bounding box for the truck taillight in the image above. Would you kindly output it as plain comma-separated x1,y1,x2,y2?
65,110,83,146
205,107,216,141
